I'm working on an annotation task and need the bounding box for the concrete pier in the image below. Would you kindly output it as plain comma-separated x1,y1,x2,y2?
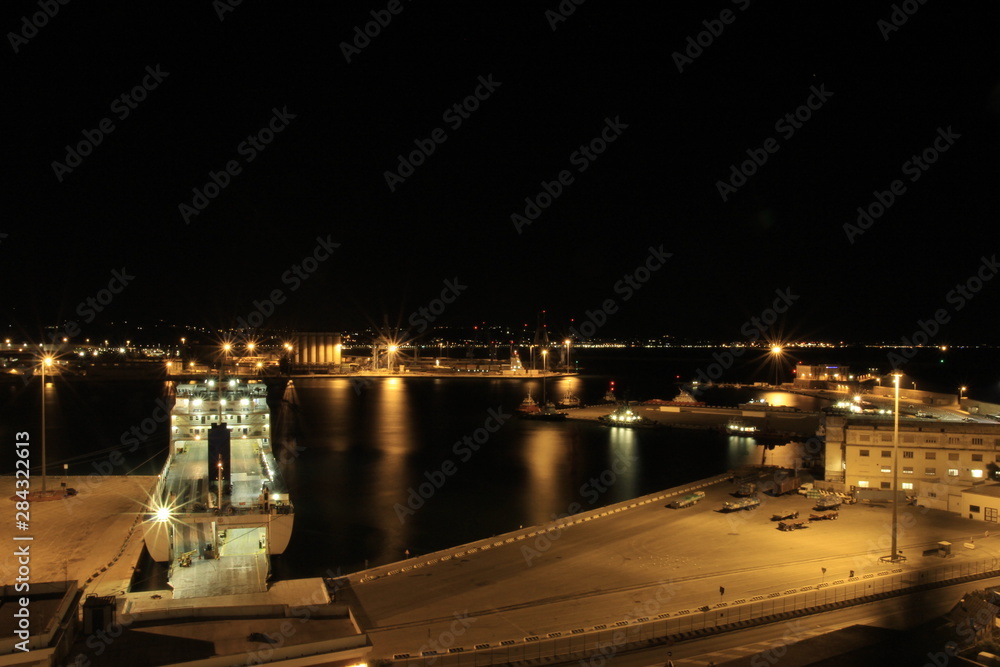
343,472,1000,663
4,469,997,665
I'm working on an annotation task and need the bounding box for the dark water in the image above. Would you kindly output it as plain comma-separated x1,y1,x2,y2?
2,346,997,581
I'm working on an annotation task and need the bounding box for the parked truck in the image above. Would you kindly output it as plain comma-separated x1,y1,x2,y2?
722,497,761,512
772,475,801,496
668,491,706,509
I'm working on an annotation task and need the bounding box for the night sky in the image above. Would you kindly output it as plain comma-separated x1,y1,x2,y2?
5,2,1000,344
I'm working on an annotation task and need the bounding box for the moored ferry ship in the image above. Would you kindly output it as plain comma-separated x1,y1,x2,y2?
142,377,293,596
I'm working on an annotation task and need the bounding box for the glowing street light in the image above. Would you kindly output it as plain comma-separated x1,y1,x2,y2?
40,355,54,494
564,339,571,373
387,344,398,372
542,349,548,373
770,345,783,386
960,386,967,401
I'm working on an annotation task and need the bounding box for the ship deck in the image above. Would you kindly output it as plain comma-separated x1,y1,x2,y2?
161,437,279,513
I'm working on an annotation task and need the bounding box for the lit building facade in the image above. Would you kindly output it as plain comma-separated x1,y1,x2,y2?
793,363,854,390
829,414,1000,518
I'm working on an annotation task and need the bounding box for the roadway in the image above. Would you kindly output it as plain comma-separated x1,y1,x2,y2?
570,575,1000,666
346,472,1000,661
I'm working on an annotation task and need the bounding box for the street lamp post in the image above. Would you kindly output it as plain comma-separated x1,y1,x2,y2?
542,349,548,373
960,386,967,403
40,355,52,494
890,373,901,563
564,339,571,373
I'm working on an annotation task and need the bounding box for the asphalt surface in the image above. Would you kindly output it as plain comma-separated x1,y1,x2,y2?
345,471,1000,660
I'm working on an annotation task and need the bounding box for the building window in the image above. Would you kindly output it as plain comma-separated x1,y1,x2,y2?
971,505,981,513
903,451,914,459
925,437,938,444
973,454,983,462
925,467,936,475
880,482,891,489
949,452,959,461
972,469,984,478
903,466,913,474
948,437,960,445
857,480,869,488
881,466,892,473
948,469,959,477
972,438,984,446
902,482,914,490
882,450,892,458
860,435,871,442
881,434,892,442
926,452,936,460
860,450,870,457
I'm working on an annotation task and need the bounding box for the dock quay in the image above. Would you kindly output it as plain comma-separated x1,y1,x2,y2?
563,402,822,438
0,475,371,666
5,469,1000,665
342,471,1000,665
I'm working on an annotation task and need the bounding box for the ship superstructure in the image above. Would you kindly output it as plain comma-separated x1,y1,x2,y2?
143,377,293,597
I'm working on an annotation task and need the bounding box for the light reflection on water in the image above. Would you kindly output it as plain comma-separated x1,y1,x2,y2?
371,377,414,564
273,377,771,575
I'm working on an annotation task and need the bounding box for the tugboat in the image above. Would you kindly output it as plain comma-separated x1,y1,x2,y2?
516,390,541,416
603,381,617,403
557,394,582,409
726,419,758,435
598,403,658,428
518,380,568,421
520,401,568,421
